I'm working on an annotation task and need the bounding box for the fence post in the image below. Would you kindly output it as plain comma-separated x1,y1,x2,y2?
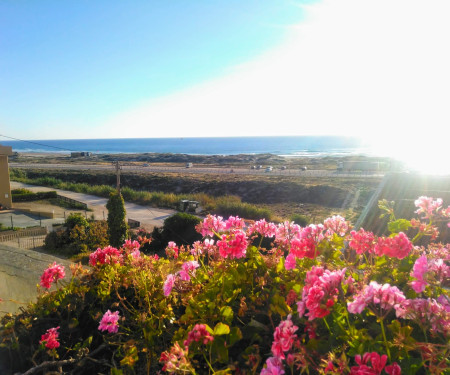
10,216,13,230
33,236,35,249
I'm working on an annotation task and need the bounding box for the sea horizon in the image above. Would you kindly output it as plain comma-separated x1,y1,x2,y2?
1,135,383,158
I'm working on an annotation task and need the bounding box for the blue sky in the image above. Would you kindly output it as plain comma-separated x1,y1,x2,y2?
1,1,305,138
1,0,449,170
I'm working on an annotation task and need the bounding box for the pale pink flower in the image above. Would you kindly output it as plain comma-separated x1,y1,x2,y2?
348,281,406,316
415,196,443,218
225,215,245,230
248,219,277,237
410,255,429,293
40,262,65,289
217,229,248,259
98,310,120,334
271,315,298,359
39,326,60,349
275,221,302,248
373,232,412,259
183,324,214,347
89,246,123,266
178,260,200,281
323,215,349,237
163,274,176,296
160,342,193,373
349,228,375,254
261,356,285,375
197,214,226,237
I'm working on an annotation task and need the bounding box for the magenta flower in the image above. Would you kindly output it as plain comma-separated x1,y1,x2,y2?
39,326,60,349
89,246,123,266
178,260,200,281
40,262,65,289
410,255,429,293
373,232,413,259
349,228,375,255
350,352,387,375
183,324,214,347
289,225,324,259
415,196,443,219
163,274,176,296
271,315,298,359
217,229,248,259
98,310,120,334
122,239,140,252
166,241,179,258
261,356,285,375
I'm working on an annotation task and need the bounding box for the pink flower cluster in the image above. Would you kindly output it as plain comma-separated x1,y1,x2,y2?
197,214,226,237
163,274,176,296
289,224,324,260
271,315,298,360
89,246,123,266
40,262,65,289
410,254,449,293
297,266,347,320
323,215,349,237
159,342,192,373
396,298,450,335
178,260,200,281
415,196,444,219
217,229,248,259
39,326,60,350
98,310,120,334
183,324,214,347
261,356,285,375
166,241,179,258
348,281,406,316
163,261,200,296
122,239,141,259
225,215,245,230
373,232,413,259
248,219,277,238
349,228,375,254
191,239,215,256
350,352,401,375
275,221,301,248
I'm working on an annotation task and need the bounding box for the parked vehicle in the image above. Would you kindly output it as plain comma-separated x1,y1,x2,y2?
265,166,273,172
186,163,193,168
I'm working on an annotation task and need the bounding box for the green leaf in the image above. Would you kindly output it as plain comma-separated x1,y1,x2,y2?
276,256,285,273
388,219,411,234
213,322,230,336
110,368,123,375
220,306,234,324
229,327,243,346
211,336,229,363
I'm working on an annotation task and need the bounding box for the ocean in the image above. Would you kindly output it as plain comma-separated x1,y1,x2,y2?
1,136,378,157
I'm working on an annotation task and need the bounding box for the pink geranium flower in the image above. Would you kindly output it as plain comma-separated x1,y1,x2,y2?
163,274,176,296
40,326,60,349
98,310,120,334
373,232,413,259
89,246,123,266
349,228,375,254
261,356,285,375
248,219,277,238
271,315,298,359
183,324,214,347
217,229,248,259
40,262,65,289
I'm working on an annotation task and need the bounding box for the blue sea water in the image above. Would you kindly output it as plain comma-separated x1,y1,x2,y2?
1,136,377,157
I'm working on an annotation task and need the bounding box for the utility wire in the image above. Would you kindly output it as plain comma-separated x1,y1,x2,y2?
0,134,77,152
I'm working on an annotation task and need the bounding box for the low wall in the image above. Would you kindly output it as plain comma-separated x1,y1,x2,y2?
0,244,71,316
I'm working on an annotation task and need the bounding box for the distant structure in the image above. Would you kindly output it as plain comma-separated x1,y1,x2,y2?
0,144,13,208
71,151,92,158
337,161,389,172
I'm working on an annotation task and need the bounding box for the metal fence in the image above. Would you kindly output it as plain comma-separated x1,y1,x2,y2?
2,235,47,250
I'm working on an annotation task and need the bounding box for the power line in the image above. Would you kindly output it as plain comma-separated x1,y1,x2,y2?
0,134,77,152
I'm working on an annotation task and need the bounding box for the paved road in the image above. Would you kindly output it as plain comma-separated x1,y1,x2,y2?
10,181,176,229
9,162,385,178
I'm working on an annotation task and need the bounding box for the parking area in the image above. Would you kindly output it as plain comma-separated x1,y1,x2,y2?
0,209,64,230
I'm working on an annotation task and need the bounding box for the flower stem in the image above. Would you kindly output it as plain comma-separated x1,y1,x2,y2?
379,318,391,361
203,351,215,374
323,316,332,335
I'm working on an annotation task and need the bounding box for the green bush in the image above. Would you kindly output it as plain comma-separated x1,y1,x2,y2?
12,191,57,202
11,188,33,195
107,192,128,248
144,212,202,255
215,196,273,220
290,213,310,226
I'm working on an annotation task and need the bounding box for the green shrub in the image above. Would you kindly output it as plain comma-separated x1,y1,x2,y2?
107,192,128,248
144,212,202,255
215,196,272,220
11,188,33,195
290,213,310,226
11,191,57,202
